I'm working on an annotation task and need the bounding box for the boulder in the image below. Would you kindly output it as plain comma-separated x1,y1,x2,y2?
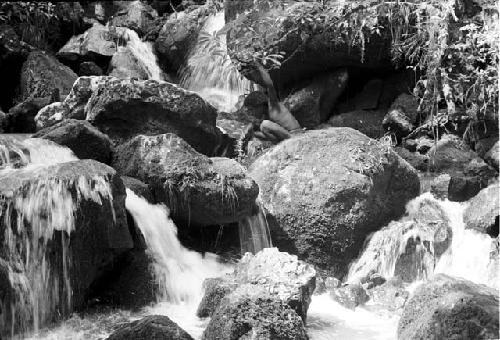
122,176,154,203
327,109,386,139
112,133,259,226
429,134,497,201
330,284,369,309
202,286,308,340
106,315,193,340
34,76,221,155
368,278,409,311
18,51,77,103
228,1,393,91
382,94,419,141
197,248,316,321
79,61,103,76
0,159,133,333
464,184,499,238
155,3,216,73
110,1,158,36
5,97,51,133
394,147,429,171
484,141,499,170
34,102,68,130
398,274,499,340
283,68,349,128
348,196,452,283
248,127,420,277
32,119,113,164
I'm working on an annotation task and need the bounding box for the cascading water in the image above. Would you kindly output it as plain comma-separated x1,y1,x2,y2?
238,204,273,255
180,11,256,112
0,138,114,337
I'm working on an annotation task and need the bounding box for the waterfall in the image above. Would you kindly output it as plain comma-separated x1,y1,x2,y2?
0,138,114,336
238,204,273,255
180,11,256,112
124,189,229,305
117,28,163,81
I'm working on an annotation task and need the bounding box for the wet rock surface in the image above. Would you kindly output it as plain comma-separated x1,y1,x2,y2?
464,183,499,237
106,315,193,340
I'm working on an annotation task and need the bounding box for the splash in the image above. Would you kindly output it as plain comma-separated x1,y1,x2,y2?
238,204,273,255
180,11,255,112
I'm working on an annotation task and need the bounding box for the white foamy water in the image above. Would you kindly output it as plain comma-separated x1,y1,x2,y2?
180,11,255,112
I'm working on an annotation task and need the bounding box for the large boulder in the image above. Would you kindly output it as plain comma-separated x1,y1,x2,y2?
112,133,259,226
110,1,158,36
249,127,420,277
32,119,113,164
5,97,52,133
202,287,308,340
0,159,133,335
18,51,77,103
398,274,499,340
106,315,193,340
348,196,452,283
228,1,393,91
35,76,221,155
428,134,497,201
155,3,216,74
283,68,349,128
197,248,316,321
464,184,499,238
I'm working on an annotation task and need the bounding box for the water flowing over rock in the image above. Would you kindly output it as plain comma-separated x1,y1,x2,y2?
249,127,420,277
113,134,258,226
464,184,499,238
397,274,499,340
106,315,193,340
0,154,132,336
198,248,316,321
347,194,453,284
33,119,113,164
34,76,221,155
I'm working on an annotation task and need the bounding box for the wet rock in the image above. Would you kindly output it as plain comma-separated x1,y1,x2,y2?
283,69,349,128
327,109,386,139
394,147,429,172
216,119,253,158
110,1,158,36
34,102,68,130
122,176,154,203
4,97,51,133
197,248,316,321
155,3,216,74
0,159,133,330
18,51,77,103
464,184,499,238
368,278,409,311
398,274,499,340
112,133,258,226
330,284,369,309
363,273,386,289
249,127,420,277
484,141,499,170
108,47,149,79
202,285,308,340
383,94,419,141
430,174,451,200
106,315,193,340
228,2,392,91
79,61,103,76
33,119,112,164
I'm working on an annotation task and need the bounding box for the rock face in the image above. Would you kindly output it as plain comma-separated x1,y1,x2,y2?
112,133,259,226
228,1,392,90
0,159,133,332
110,1,158,36
33,119,113,164
200,248,314,340
19,51,77,103
106,315,193,340
398,274,499,340
155,3,215,73
283,69,349,128
464,184,499,238
249,127,420,276
198,248,316,321
34,76,221,155
428,134,497,201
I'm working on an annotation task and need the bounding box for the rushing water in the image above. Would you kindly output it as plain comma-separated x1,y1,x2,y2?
238,204,273,255
180,11,256,112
